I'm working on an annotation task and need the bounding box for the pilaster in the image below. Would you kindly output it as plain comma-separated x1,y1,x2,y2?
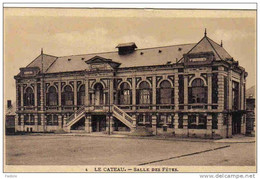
183,75,188,110
152,76,156,110
207,74,212,110
174,73,179,110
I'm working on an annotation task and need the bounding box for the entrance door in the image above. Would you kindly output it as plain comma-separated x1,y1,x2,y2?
92,115,106,132
232,113,241,134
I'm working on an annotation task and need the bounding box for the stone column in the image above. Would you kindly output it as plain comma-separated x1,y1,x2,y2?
132,77,136,110
58,115,62,128
183,75,188,110
21,85,24,110
183,114,188,137
152,114,157,135
34,83,38,110
174,113,179,130
85,115,90,133
228,70,233,110
34,114,38,131
40,81,44,111
227,114,232,138
74,81,77,110
152,76,156,110
63,115,67,128
132,113,137,128
217,113,224,137
109,78,114,105
110,116,114,133
240,72,245,110
91,93,95,106
21,114,24,131
206,114,212,138
85,79,89,107
58,81,61,111
15,114,19,132
106,115,110,133
174,74,179,110
218,69,225,111
41,113,45,132
207,74,212,110
89,115,92,132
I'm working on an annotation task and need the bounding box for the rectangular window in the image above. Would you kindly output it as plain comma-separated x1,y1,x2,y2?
224,76,228,109
178,75,184,105
232,81,239,110
212,73,218,104
178,114,183,128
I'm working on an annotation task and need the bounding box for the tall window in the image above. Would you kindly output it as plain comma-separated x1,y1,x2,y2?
138,81,151,104
62,85,74,106
94,83,104,105
232,81,239,110
188,78,207,104
47,86,58,106
24,87,34,106
77,85,85,106
158,80,173,104
119,82,131,105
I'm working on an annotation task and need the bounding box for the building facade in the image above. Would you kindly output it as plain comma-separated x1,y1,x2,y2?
14,32,247,138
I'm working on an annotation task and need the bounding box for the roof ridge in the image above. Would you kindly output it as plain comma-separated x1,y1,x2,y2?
45,57,59,73
26,54,42,68
205,36,223,60
56,43,196,58
176,38,205,63
207,37,233,59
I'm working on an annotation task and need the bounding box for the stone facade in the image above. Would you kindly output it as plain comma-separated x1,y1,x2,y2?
14,33,247,138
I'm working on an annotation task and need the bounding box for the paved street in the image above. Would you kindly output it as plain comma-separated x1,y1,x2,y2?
5,135,255,166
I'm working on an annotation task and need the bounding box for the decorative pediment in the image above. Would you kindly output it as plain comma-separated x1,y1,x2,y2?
85,56,121,70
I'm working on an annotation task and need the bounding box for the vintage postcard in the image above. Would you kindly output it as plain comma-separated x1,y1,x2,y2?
3,4,257,175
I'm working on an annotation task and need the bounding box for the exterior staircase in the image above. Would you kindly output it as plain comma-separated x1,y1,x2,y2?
64,104,136,132
64,105,85,132
112,105,136,131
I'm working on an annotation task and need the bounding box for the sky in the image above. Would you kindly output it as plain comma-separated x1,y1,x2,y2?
4,8,256,103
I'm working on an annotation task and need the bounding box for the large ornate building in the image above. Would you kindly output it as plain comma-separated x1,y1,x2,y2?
14,31,247,138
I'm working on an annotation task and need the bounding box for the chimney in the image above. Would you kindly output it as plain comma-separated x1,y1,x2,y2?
7,100,12,108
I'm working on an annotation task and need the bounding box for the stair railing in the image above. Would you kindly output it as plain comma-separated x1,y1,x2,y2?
66,105,85,124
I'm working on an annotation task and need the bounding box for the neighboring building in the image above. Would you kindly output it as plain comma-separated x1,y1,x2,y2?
5,100,16,134
14,31,247,138
246,85,255,136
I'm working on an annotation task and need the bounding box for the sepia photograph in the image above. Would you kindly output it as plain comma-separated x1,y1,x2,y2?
3,4,257,174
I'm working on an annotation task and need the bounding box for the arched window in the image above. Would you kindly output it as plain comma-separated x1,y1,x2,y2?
118,82,131,105
158,80,173,104
138,81,151,104
94,83,104,105
47,86,58,106
24,87,34,106
77,85,85,106
188,78,207,103
62,85,74,106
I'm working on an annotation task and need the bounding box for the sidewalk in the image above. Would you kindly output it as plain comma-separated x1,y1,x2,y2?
58,132,256,143
214,135,255,143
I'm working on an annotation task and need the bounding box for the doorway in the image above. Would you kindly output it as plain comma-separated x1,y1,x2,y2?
232,113,241,134
91,115,106,132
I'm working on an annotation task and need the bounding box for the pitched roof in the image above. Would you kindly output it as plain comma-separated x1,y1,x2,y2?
23,35,234,74
116,42,137,48
181,35,232,61
27,54,58,72
45,43,195,73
